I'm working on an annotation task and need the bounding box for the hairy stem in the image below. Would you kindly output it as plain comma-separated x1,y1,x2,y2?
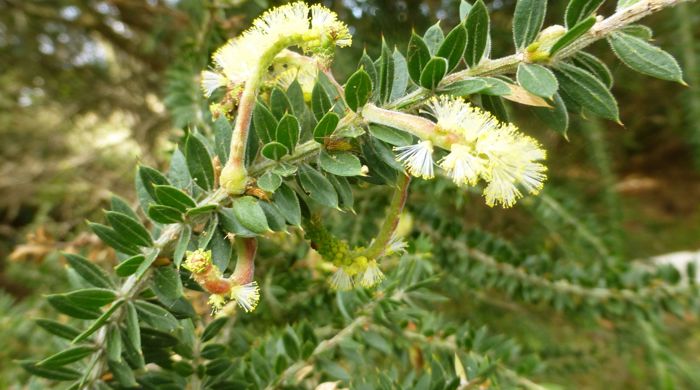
363,173,411,259
222,36,306,194
231,237,257,284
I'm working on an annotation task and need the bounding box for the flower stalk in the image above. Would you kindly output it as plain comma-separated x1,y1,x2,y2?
363,173,411,259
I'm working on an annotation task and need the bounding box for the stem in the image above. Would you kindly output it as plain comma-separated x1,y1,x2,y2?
442,0,691,85
231,237,257,284
82,188,228,388
250,0,688,182
221,36,306,194
363,173,411,259
361,104,436,140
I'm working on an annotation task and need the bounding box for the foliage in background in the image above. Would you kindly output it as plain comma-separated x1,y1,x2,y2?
2,0,700,389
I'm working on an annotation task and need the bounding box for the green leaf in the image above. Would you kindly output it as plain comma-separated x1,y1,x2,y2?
213,117,232,163
273,183,301,226
437,24,467,72
282,330,300,360
620,24,653,40
311,82,332,121
185,133,215,191
154,185,196,212
378,39,394,104
327,174,354,211
153,265,183,302
464,0,490,67
21,361,81,381
270,87,292,119
369,124,413,146
286,79,306,119
460,0,472,21
572,52,613,88
260,201,286,232
140,326,179,347
319,151,363,177
110,195,139,221
71,299,124,343
114,254,144,277
513,0,547,49
219,208,257,238
137,165,170,202
617,0,641,10
261,142,289,161
148,204,183,224
275,114,300,153
105,211,153,247
344,68,372,112
124,303,142,363
201,317,229,342
63,253,114,289
423,22,444,55
134,300,181,334
257,171,282,193
88,222,139,255
233,196,270,234
361,139,398,185
173,225,191,268
390,49,409,101
198,215,218,248
313,112,340,143
185,204,217,218
106,325,122,362
298,165,338,208
532,92,570,138
608,32,685,83
208,228,232,271
554,62,620,121
478,77,511,96
253,100,278,144
134,250,158,279
565,0,604,28
439,78,489,96
35,319,82,340
167,147,191,190
419,57,448,90
517,63,559,98
550,16,596,56
46,295,101,319
108,358,137,387
481,95,509,122
407,32,432,84
62,288,117,308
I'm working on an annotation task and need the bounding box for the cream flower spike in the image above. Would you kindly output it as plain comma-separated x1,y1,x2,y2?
201,70,229,98
330,267,353,291
230,281,261,313
420,95,547,207
310,4,352,48
206,2,351,96
424,95,500,141
252,2,310,40
394,141,435,179
358,260,385,288
440,144,485,186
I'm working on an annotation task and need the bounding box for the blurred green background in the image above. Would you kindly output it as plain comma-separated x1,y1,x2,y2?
1,0,699,388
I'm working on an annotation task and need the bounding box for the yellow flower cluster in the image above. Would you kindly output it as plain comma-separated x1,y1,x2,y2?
201,2,351,98
305,218,386,291
396,96,547,208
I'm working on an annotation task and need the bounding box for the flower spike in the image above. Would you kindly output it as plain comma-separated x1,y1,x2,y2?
230,281,261,313
394,141,435,179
